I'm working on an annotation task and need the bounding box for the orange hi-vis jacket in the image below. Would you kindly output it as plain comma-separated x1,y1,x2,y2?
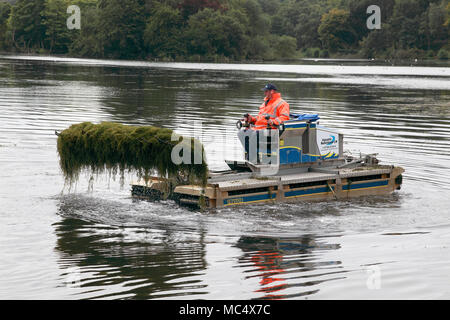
248,92,290,130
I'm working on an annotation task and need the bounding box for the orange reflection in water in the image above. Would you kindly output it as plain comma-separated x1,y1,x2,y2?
250,251,287,299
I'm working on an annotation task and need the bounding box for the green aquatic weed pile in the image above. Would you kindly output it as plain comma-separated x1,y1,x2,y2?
57,122,208,187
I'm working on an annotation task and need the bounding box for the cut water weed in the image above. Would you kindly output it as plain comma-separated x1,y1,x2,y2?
57,122,208,190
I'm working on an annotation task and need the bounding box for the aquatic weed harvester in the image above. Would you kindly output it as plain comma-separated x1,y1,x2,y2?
131,114,404,208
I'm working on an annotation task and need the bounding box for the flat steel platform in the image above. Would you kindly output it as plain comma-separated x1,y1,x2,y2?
131,162,404,208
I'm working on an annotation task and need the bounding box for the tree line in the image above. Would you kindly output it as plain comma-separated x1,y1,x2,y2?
0,0,448,61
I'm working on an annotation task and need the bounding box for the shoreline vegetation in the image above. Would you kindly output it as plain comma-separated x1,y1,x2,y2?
0,0,448,63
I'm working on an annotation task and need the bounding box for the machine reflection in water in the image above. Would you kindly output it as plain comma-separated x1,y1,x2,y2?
235,235,344,299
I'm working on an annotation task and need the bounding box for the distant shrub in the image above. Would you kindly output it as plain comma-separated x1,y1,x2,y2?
389,48,426,60
437,49,448,60
302,47,322,58
320,49,329,58
276,35,297,58
313,48,320,58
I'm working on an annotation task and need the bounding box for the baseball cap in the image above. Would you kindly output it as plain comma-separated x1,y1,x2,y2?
262,83,277,91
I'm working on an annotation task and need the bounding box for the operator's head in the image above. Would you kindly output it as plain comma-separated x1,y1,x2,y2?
262,83,277,99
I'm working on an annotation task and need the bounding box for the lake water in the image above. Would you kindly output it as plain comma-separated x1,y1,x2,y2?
0,55,450,300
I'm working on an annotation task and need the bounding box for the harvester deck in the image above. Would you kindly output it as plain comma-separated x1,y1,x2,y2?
131,159,404,208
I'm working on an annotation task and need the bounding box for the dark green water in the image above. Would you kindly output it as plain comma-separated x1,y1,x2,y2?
1,55,450,299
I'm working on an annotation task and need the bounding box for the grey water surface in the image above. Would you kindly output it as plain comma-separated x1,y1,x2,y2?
1,55,450,299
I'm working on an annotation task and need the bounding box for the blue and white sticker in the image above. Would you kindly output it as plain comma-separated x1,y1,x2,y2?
317,128,340,157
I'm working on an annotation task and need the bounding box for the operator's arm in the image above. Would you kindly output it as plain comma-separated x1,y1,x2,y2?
244,113,256,124
273,102,290,125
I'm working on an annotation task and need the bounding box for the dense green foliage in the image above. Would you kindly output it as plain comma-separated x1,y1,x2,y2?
0,0,448,60
57,122,208,187
0,1,11,50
